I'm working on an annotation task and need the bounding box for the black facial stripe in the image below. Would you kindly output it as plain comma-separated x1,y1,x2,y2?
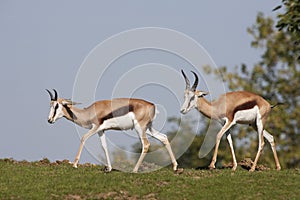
63,105,77,120
186,96,195,109
102,105,134,121
52,103,59,118
187,101,191,109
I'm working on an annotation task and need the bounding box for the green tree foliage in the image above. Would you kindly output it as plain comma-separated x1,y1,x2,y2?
273,0,300,34
205,10,300,168
273,0,300,60
273,0,300,59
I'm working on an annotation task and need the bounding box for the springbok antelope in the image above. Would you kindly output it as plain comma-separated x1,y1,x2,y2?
180,70,281,172
46,89,181,173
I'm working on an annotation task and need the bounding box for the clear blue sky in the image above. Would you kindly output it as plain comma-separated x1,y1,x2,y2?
0,1,278,164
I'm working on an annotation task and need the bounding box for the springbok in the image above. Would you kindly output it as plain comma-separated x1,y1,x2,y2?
46,89,181,173
180,70,281,172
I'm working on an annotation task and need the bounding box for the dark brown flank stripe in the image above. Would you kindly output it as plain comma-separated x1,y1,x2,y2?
233,100,257,114
101,105,134,123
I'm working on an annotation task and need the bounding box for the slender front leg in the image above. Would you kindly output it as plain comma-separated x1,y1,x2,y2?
98,131,112,172
209,121,233,169
73,126,98,168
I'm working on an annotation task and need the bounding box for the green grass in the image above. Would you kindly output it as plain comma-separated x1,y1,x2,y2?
0,159,299,200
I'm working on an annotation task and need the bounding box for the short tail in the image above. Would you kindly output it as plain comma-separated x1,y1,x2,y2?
271,102,284,109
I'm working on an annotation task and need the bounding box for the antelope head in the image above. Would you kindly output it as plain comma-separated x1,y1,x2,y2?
46,89,79,123
180,70,208,114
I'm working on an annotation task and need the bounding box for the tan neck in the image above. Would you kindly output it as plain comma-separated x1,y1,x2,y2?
63,105,92,128
196,97,216,119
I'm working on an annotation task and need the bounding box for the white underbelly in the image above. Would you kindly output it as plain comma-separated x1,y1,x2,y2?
100,112,135,130
234,106,259,124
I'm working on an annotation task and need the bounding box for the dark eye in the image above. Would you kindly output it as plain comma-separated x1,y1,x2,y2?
190,96,195,101
54,103,59,110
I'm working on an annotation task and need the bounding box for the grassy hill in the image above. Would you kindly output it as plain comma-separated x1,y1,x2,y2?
0,158,299,199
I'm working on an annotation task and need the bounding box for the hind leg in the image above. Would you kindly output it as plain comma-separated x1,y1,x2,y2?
250,118,265,172
98,131,112,172
226,133,237,171
147,127,179,172
132,121,149,173
263,130,281,170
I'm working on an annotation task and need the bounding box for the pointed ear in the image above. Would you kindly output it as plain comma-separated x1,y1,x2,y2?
197,91,208,97
61,99,72,105
71,101,81,105
61,99,81,105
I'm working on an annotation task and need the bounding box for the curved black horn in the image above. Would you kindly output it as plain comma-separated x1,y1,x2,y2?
191,71,199,91
46,89,54,100
52,89,58,100
181,70,190,90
